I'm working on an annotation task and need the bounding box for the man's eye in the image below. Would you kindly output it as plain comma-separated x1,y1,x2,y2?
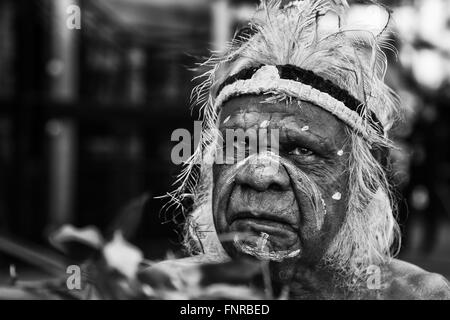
288,147,314,157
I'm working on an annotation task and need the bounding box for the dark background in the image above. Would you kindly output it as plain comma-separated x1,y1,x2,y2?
0,0,449,280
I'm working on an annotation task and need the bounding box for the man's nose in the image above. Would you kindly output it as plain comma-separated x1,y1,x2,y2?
234,156,290,192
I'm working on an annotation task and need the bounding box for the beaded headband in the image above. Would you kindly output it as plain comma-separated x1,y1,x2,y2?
215,64,384,139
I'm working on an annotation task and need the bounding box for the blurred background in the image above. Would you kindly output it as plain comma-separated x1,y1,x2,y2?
0,0,449,282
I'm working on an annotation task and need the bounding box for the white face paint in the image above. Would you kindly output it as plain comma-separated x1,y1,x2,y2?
233,234,301,262
260,120,270,128
321,198,327,215
314,193,327,231
332,192,342,200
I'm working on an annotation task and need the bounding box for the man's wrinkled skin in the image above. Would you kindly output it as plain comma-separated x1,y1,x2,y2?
213,95,350,264
208,95,450,299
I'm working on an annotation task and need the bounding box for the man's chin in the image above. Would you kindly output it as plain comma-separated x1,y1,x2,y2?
229,219,300,251
233,241,301,262
220,225,301,262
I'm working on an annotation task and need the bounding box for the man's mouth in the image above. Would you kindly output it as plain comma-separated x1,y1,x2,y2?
228,210,302,258
229,211,298,235
222,184,302,253
227,207,301,252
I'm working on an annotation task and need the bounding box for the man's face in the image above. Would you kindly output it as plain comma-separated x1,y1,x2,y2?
212,95,351,265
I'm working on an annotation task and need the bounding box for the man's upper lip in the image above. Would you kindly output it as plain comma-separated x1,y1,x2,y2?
229,210,298,231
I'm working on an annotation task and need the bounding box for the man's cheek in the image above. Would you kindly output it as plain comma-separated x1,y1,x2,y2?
319,185,349,235
314,167,349,213
212,164,234,232
301,169,349,234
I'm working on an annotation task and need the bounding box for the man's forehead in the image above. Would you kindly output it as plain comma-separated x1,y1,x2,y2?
219,95,348,141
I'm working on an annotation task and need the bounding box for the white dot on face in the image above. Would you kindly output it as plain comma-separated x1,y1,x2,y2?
260,120,270,128
223,116,230,124
337,150,344,156
332,192,342,200
301,125,309,131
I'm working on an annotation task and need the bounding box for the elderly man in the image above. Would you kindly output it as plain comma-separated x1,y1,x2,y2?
151,0,450,299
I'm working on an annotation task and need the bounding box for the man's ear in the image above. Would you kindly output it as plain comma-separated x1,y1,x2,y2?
371,146,389,170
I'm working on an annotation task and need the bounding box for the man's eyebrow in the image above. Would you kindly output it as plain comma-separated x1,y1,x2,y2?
282,123,336,154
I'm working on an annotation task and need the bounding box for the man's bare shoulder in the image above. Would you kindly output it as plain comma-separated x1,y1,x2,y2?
381,259,450,300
